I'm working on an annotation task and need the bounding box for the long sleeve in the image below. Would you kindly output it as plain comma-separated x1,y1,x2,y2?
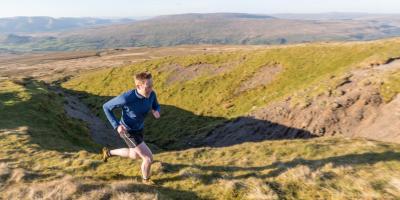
102,94,126,129
152,92,161,112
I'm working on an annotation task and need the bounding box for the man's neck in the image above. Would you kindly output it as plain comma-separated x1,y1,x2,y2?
135,89,149,99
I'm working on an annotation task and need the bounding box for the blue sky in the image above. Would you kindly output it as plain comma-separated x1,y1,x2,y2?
1,0,400,18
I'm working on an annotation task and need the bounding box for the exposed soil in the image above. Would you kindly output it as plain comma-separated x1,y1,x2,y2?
52,87,126,148
204,59,400,146
235,64,282,94
160,62,239,85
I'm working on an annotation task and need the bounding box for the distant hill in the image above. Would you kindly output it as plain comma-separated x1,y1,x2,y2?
271,12,400,20
2,13,400,51
0,16,135,33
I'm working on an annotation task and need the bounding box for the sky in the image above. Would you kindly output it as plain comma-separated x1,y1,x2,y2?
1,0,400,18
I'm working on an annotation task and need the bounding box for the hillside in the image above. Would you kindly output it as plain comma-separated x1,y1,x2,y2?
0,38,400,199
62,38,400,149
0,16,134,33
1,78,400,199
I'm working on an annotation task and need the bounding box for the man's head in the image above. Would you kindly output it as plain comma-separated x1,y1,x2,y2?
134,72,153,98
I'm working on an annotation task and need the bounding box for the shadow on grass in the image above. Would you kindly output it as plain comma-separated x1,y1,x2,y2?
108,180,201,199
1,77,315,153
0,77,99,153
156,151,400,185
74,174,202,200
55,80,316,152
95,181,201,200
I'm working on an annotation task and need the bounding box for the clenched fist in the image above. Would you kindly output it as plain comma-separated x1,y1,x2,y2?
152,110,160,119
117,124,128,137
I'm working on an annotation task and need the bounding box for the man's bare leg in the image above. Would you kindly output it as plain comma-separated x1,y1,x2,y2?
133,142,153,179
110,148,139,159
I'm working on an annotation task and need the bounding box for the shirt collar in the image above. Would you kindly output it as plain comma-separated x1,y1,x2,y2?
134,89,145,99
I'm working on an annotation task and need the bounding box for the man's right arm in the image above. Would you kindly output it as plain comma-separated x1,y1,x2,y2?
102,94,126,130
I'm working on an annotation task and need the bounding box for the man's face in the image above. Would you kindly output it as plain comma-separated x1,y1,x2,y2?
137,79,153,97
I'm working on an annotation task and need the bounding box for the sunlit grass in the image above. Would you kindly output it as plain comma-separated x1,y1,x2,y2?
381,70,400,102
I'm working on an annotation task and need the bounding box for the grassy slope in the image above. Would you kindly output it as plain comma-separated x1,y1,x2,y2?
1,79,400,199
381,70,400,102
2,39,400,199
0,79,99,153
62,38,400,149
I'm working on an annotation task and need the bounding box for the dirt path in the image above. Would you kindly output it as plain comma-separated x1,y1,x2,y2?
54,87,125,148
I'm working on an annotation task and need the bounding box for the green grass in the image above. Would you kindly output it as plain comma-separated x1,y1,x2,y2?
62,38,400,150
0,78,99,152
381,70,400,102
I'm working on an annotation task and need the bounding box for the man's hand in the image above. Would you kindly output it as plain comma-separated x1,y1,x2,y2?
152,110,160,119
117,124,128,136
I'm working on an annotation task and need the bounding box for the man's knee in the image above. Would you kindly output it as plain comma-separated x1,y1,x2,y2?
143,155,153,164
129,149,137,159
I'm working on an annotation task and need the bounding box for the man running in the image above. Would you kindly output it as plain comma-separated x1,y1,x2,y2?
101,72,160,184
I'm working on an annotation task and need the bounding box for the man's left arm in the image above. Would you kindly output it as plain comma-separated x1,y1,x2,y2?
152,92,161,119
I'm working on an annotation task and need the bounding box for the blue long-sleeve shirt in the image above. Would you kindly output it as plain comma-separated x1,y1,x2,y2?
102,89,160,131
